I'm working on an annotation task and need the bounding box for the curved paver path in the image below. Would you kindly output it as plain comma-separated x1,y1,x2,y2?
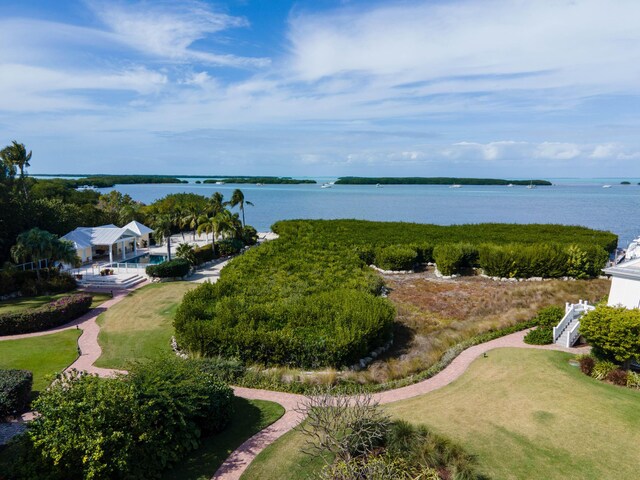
212,330,588,480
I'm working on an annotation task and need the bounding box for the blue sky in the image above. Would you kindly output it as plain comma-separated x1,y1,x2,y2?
1,0,640,177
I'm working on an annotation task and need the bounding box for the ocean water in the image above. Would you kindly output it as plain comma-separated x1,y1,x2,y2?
94,180,640,247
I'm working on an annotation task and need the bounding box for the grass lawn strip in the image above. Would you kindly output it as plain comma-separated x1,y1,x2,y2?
95,282,196,369
241,348,640,480
0,329,81,392
164,398,284,480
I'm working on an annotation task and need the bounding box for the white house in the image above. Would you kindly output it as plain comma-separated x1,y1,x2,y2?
603,257,640,309
62,221,153,264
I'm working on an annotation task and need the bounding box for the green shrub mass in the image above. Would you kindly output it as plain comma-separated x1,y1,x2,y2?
0,269,77,297
580,306,640,367
4,359,234,480
146,258,191,278
335,176,552,186
175,220,615,369
274,220,615,278
0,369,33,419
0,293,92,335
175,238,395,368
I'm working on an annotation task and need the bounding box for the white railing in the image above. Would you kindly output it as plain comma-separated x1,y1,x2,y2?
554,303,576,343
567,321,581,348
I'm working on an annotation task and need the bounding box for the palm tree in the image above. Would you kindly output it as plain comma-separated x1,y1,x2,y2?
209,192,225,216
196,210,232,253
228,189,253,227
0,141,32,197
10,228,79,279
175,243,196,266
180,204,200,242
150,214,174,261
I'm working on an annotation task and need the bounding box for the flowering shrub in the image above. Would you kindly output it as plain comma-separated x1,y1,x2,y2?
0,293,92,335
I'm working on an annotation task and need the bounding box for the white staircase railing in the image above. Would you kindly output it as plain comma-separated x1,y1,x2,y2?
553,300,595,347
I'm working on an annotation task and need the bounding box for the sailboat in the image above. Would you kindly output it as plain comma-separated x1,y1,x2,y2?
449,184,462,189
526,181,536,189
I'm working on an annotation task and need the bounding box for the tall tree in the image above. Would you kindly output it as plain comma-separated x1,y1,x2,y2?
10,228,79,278
149,214,174,261
227,189,253,227
0,141,32,197
197,210,232,252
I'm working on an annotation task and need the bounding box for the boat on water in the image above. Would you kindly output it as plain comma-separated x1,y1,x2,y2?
215,181,224,185
376,183,382,188
507,184,514,187
625,237,640,261
449,184,462,189
321,183,332,189
526,182,536,189
255,183,263,186
602,184,612,188
76,185,96,191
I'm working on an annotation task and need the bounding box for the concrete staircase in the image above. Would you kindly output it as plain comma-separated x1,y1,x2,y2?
78,274,146,290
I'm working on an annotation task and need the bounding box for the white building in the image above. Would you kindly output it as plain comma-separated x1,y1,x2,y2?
62,221,153,264
603,257,640,309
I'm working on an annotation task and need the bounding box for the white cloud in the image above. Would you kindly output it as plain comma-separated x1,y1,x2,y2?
534,142,581,160
89,0,268,67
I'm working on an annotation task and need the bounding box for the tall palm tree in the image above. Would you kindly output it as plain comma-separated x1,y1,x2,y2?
180,204,200,242
228,189,253,227
197,210,232,252
209,192,225,216
150,214,174,261
0,141,32,197
175,243,196,266
10,228,79,279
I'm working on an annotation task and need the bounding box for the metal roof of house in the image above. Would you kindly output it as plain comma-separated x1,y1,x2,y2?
124,220,153,236
62,223,150,249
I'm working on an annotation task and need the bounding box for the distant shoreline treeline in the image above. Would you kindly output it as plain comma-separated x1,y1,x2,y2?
203,177,316,184
335,177,552,186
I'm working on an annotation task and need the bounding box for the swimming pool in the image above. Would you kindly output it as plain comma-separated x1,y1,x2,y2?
111,253,167,266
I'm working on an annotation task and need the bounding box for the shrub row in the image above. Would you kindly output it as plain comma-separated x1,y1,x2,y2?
5,359,234,480
0,269,76,297
146,258,191,278
0,369,33,419
0,293,92,335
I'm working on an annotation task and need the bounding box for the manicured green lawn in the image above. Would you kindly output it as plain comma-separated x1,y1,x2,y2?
95,282,196,369
242,348,640,480
0,290,111,314
0,329,81,393
164,398,285,480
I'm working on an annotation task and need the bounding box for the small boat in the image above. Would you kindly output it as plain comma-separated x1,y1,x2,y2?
376,183,382,188
506,184,514,187
215,181,224,185
76,185,96,191
624,237,640,261
526,182,536,189
321,183,331,189
602,184,612,188
256,183,263,186
449,184,462,189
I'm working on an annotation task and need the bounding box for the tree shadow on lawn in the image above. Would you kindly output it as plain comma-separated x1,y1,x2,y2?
162,397,274,480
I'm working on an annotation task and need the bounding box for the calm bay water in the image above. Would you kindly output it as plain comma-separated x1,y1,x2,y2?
96,180,640,247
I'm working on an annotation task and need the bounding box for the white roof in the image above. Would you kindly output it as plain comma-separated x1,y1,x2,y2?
62,224,143,249
124,220,153,236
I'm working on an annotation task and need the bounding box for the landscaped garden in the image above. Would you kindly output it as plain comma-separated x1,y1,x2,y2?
242,348,640,480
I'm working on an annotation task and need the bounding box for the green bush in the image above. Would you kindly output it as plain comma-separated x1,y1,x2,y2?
217,238,244,256
374,245,418,271
241,226,259,246
146,258,191,278
591,360,618,380
0,269,77,297
409,242,434,263
523,327,553,345
352,245,376,265
9,359,234,480
433,243,465,275
535,306,564,328
626,371,640,389
0,369,33,419
580,306,640,367
194,243,216,265
0,293,92,335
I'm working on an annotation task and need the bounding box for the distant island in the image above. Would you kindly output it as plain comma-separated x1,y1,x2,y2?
203,177,316,185
36,175,187,188
335,177,552,186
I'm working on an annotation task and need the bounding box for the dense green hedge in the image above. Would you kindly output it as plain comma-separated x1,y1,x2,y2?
374,245,418,270
0,293,92,335
4,359,234,480
0,369,33,419
217,238,244,256
175,237,394,368
272,219,617,253
146,258,191,278
0,269,76,297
